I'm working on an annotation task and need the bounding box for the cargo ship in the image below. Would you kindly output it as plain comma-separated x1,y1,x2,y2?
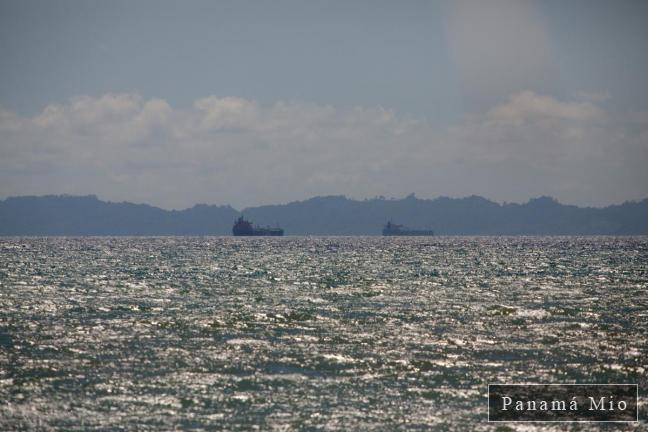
382,221,434,236
232,216,284,236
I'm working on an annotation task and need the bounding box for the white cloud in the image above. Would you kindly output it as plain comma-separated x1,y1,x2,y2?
0,92,646,209
487,91,605,122
193,96,258,132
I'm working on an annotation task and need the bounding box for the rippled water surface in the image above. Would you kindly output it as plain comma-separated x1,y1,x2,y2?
1,236,647,430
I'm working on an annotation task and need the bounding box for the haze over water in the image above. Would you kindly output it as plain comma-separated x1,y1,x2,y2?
1,236,646,430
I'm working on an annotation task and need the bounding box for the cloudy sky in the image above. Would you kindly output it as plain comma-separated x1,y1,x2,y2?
1,0,647,209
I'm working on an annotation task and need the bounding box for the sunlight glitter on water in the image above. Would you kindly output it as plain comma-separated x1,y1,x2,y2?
0,236,647,430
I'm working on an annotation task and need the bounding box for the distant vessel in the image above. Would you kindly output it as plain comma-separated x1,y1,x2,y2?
382,221,434,236
232,216,284,236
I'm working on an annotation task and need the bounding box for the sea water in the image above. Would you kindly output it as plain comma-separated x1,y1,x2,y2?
1,236,646,430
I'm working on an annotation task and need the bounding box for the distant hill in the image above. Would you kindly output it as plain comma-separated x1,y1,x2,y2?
0,194,647,235
244,194,648,235
0,195,238,235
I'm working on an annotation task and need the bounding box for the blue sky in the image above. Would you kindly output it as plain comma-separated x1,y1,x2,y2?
1,0,647,209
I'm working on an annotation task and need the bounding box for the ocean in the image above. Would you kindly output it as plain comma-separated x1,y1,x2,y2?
1,236,646,430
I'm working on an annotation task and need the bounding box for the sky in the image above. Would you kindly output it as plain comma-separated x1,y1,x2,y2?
1,0,647,209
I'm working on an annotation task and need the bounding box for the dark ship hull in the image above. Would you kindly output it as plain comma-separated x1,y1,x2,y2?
232,217,284,236
383,229,434,236
382,221,433,236
233,227,284,236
